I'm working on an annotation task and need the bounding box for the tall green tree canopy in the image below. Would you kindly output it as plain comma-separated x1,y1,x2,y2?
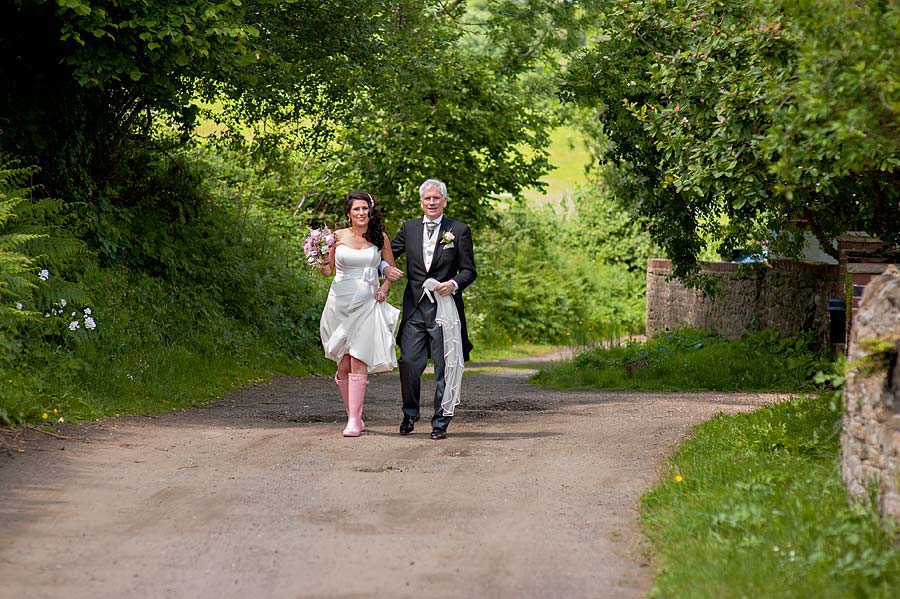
1,0,553,227
562,0,900,281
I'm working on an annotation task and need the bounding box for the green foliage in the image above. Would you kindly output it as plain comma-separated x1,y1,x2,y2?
853,336,900,377
0,158,93,424
477,0,593,76
211,0,407,152
532,329,832,391
2,260,322,425
562,0,900,283
0,163,43,305
2,0,266,200
280,2,561,231
567,178,656,273
87,144,327,360
0,146,329,425
0,165,44,404
642,396,900,598
49,264,322,422
468,203,596,344
466,183,652,348
55,0,257,90
3,1,563,238
331,52,553,229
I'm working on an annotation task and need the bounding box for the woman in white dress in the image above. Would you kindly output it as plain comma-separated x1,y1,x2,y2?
319,191,400,437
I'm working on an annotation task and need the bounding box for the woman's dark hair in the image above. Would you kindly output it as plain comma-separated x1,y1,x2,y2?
344,190,385,250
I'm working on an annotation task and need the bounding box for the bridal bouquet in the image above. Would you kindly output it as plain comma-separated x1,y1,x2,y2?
303,226,335,268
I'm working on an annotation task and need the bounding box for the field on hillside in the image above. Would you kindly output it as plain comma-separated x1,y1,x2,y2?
524,127,591,204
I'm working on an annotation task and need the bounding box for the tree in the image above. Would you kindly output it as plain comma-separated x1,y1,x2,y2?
263,0,573,229
326,20,554,228
1,1,557,231
2,0,416,196
562,0,900,282
1,0,261,198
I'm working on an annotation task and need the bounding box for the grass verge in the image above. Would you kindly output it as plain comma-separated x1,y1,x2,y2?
7,334,329,425
2,264,332,425
531,329,832,391
469,343,566,363
642,395,900,598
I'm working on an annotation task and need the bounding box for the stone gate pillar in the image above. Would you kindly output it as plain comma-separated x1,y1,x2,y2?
841,264,900,520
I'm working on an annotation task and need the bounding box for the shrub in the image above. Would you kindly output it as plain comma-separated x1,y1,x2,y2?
0,146,330,424
467,184,652,348
0,157,91,424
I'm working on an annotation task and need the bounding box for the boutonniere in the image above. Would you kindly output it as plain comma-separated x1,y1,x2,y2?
440,231,455,247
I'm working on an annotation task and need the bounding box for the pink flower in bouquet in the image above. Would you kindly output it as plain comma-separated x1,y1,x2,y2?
304,226,336,268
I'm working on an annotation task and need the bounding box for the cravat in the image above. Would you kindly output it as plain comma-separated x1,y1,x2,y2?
426,221,437,239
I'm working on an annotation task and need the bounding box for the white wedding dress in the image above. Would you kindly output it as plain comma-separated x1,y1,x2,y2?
319,245,399,373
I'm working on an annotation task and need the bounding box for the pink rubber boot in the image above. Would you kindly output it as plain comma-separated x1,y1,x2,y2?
335,374,365,431
343,374,368,437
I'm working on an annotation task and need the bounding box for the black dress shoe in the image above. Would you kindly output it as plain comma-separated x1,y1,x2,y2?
430,428,447,440
400,415,418,435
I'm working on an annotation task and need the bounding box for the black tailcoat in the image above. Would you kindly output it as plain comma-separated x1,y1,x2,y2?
391,217,476,360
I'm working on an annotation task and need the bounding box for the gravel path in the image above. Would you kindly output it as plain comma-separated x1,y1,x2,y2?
0,362,787,599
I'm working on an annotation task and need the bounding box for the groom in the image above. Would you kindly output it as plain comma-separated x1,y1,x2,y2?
383,179,476,440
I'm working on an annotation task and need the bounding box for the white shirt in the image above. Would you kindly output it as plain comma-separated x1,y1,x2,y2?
379,215,458,293
422,216,443,271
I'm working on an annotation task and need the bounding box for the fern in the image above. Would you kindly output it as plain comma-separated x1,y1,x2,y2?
0,155,89,344
0,164,44,304
0,157,97,423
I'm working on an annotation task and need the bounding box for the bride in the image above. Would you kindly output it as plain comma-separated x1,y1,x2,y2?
318,191,400,437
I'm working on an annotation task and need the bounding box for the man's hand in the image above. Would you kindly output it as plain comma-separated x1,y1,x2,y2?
384,265,405,282
434,281,455,296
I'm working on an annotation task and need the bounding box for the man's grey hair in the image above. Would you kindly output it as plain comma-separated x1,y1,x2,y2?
419,179,447,199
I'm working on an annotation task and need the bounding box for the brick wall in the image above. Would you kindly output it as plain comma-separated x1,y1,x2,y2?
646,259,842,341
839,234,894,327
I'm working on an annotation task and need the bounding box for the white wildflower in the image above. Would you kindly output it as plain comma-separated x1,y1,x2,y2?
38,269,50,281
71,311,76,317
59,299,67,308
15,302,23,310
68,321,80,331
84,307,92,315
84,317,96,330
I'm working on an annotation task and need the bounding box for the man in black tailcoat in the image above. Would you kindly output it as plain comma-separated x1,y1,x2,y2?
383,179,476,440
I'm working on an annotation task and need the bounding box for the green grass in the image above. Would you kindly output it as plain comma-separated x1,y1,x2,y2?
8,326,327,425
1,256,332,425
469,343,565,363
61,343,317,421
531,329,832,392
523,126,591,205
417,345,564,380
642,395,900,598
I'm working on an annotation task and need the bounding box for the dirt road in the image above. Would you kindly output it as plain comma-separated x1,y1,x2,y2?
0,363,784,599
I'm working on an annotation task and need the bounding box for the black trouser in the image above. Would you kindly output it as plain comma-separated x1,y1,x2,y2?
398,300,452,431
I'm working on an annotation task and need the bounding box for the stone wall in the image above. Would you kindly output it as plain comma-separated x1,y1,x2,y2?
646,259,841,341
841,265,900,520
